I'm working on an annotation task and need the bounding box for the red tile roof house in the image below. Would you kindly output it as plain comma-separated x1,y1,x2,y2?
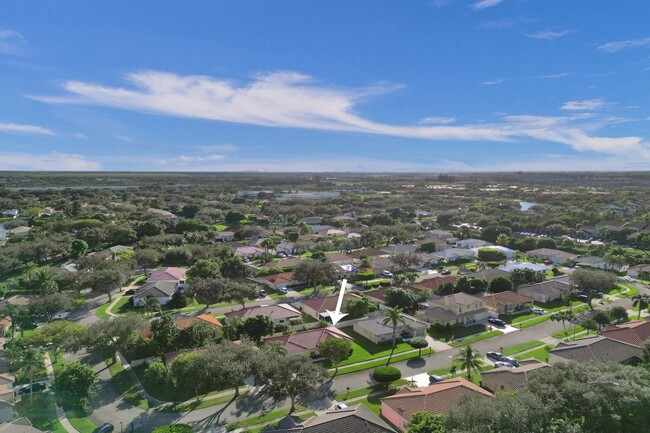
134,267,188,307
263,327,353,357
141,314,222,339
299,293,361,321
481,358,548,393
147,267,187,285
262,272,299,290
235,246,266,258
380,378,493,432
224,304,302,324
599,320,650,346
482,291,534,315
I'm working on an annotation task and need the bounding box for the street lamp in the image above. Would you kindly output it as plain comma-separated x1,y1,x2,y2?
345,386,350,398
120,422,123,433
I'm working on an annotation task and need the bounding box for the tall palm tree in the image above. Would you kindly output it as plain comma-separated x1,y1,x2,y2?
551,310,576,339
632,295,650,320
16,348,44,403
455,345,483,382
382,307,406,366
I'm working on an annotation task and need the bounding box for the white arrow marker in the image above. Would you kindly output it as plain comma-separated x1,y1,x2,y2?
326,279,348,326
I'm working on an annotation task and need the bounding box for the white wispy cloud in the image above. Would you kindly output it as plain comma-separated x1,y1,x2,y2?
195,144,239,152
561,98,606,111
178,154,226,162
0,29,25,55
481,72,572,85
0,122,56,135
418,116,457,125
598,37,650,52
479,17,535,30
0,152,100,170
115,135,134,143
472,0,505,10
526,29,572,40
31,70,649,157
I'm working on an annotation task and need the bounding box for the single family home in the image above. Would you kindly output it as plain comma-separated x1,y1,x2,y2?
225,304,302,324
269,404,395,433
263,327,353,357
548,335,642,365
481,358,549,393
353,312,428,344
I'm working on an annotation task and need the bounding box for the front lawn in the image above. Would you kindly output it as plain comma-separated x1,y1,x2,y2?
106,358,150,409
502,340,545,356
335,327,414,367
429,324,487,342
450,330,503,347
15,394,67,433
516,345,552,363
335,350,427,376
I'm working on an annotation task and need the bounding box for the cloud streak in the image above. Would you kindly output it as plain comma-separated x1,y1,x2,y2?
526,29,572,40
561,98,605,111
472,0,505,10
32,70,649,158
0,122,56,135
0,152,100,170
0,29,25,55
481,72,572,85
598,37,650,52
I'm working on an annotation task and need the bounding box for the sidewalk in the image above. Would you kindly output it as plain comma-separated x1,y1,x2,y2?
44,353,82,433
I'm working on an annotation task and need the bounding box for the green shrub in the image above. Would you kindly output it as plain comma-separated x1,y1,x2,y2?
362,284,372,290
143,362,167,386
356,271,375,281
379,280,391,287
373,366,402,385
152,424,193,433
371,281,380,288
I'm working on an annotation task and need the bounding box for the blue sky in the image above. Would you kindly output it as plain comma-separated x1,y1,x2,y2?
1,0,649,171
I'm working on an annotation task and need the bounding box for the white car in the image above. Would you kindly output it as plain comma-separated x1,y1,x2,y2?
335,403,348,410
380,270,394,277
276,287,288,294
494,361,516,369
530,307,546,315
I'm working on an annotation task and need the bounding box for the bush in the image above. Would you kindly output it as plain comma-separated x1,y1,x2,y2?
152,425,193,433
477,248,507,262
362,284,372,290
288,318,303,326
373,366,402,385
168,292,192,309
356,271,375,281
143,361,167,386
274,323,289,333
371,281,380,288
379,279,391,287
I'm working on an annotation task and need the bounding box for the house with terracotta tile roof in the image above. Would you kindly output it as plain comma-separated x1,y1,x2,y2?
410,275,457,293
481,358,548,393
224,304,302,324
548,335,642,365
353,313,428,344
141,314,222,339
482,291,533,315
599,320,650,346
235,246,266,258
262,272,299,290
269,404,395,433
263,327,352,356
299,294,359,321
517,280,571,303
147,267,187,285
380,377,493,431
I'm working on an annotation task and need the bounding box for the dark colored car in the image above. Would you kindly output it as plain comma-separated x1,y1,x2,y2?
92,424,114,433
429,374,443,383
504,356,519,367
488,317,506,327
440,269,452,275
486,351,505,361
576,294,589,302
258,289,267,297
17,382,47,395
124,289,136,296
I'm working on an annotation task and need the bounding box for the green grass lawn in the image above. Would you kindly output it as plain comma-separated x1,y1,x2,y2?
225,405,308,431
502,340,545,356
67,409,98,433
450,330,503,347
335,350,428,376
15,394,67,433
335,327,414,367
516,345,551,362
552,326,587,340
163,391,245,412
429,324,487,342
106,358,150,410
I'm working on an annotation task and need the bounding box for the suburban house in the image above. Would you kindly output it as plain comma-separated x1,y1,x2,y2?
332,215,357,223
325,253,356,265
2,210,18,219
275,240,304,255
424,229,454,240
347,248,389,259
381,245,418,255
429,248,474,263
235,246,265,258
482,291,534,315
336,264,357,279
548,336,642,365
370,256,397,274
300,294,359,321
147,267,187,286
455,238,493,249
268,404,395,433
576,256,629,272
410,274,457,293
224,304,302,324
310,225,335,235
8,226,30,237
0,317,11,338
353,312,429,344
599,320,650,346
420,292,488,326
263,327,353,356
527,248,578,264
141,314,222,339
318,228,347,237
500,262,548,273
132,281,180,307
380,378,493,432
264,258,305,270
0,418,47,433
593,220,624,236
472,246,515,259
628,264,650,279
481,358,549,393
216,231,235,242
90,245,134,260
261,272,300,290
517,280,571,303
301,216,323,225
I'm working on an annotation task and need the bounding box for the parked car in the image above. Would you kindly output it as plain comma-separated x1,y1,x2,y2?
52,311,70,320
429,374,443,383
92,424,114,433
576,294,589,302
486,351,505,361
258,289,267,297
504,356,519,367
17,382,47,395
124,289,136,296
530,307,546,315
494,361,516,369
380,270,394,278
440,269,451,275
594,292,605,299
335,403,348,410
488,317,506,327
277,253,287,258
276,287,288,294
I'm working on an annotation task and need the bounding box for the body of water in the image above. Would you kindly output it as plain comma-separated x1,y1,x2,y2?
519,201,536,211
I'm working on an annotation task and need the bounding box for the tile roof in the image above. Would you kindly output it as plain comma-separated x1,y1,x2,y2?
481,358,548,392
225,304,302,321
300,294,356,313
517,280,570,297
147,267,187,282
431,292,484,308
265,258,306,269
380,377,492,421
411,275,457,291
550,335,642,363
263,327,352,353
141,314,222,339
347,248,388,258
271,404,395,433
133,280,178,299
264,272,296,285
462,268,509,281
482,291,533,310
600,320,650,346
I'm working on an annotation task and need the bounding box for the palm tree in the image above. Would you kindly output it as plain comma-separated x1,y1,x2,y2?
382,307,406,366
24,262,38,281
551,310,576,339
455,345,483,382
16,348,44,403
632,295,650,320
